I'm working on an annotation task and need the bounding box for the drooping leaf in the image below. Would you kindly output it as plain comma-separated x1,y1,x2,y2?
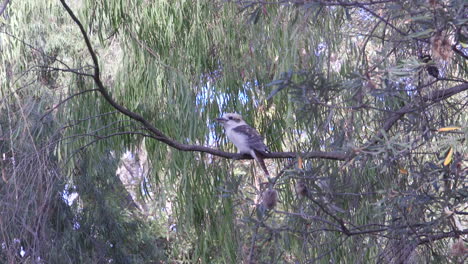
443,147,453,166
437,126,461,132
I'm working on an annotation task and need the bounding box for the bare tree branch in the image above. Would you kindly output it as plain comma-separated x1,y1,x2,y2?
357,4,408,37
418,230,468,245
238,0,397,8
374,82,468,144
59,0,349,162
0,0,10,17
40,88,99,121
59,0,467,165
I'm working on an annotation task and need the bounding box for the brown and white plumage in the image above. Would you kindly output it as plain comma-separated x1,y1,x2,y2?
216,113,270,176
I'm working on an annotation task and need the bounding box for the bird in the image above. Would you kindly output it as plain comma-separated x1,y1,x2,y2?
216,113,270,177
421,55,439,78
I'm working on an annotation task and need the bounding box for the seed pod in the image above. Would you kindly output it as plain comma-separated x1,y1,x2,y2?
295,182,308,197
450,239,467,257
262,189,278,210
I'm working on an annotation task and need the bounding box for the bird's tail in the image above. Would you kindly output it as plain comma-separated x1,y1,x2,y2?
252,150,269,177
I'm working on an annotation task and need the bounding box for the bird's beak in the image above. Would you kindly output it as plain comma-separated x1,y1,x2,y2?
216,117,227,123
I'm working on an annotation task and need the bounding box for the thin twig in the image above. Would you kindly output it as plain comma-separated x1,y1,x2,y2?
40,89,99,121
58,0,352,161
59,0,468,165
0,0,10,17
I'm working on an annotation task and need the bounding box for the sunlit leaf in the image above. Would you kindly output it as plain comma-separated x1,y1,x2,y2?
437,126,461,132
443,147,453,166
406,29,434,39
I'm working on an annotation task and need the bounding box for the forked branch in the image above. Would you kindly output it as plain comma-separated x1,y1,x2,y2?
59,0,348,161
59,0,467,163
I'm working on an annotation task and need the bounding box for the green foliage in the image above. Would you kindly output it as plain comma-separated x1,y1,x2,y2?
1,0,467,263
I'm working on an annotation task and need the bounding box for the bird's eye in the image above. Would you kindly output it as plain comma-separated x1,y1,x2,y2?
228,116,233,120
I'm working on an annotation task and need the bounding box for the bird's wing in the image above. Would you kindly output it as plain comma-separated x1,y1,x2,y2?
232,125,269,153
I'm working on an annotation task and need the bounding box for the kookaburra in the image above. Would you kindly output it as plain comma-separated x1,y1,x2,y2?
216,113,270,177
